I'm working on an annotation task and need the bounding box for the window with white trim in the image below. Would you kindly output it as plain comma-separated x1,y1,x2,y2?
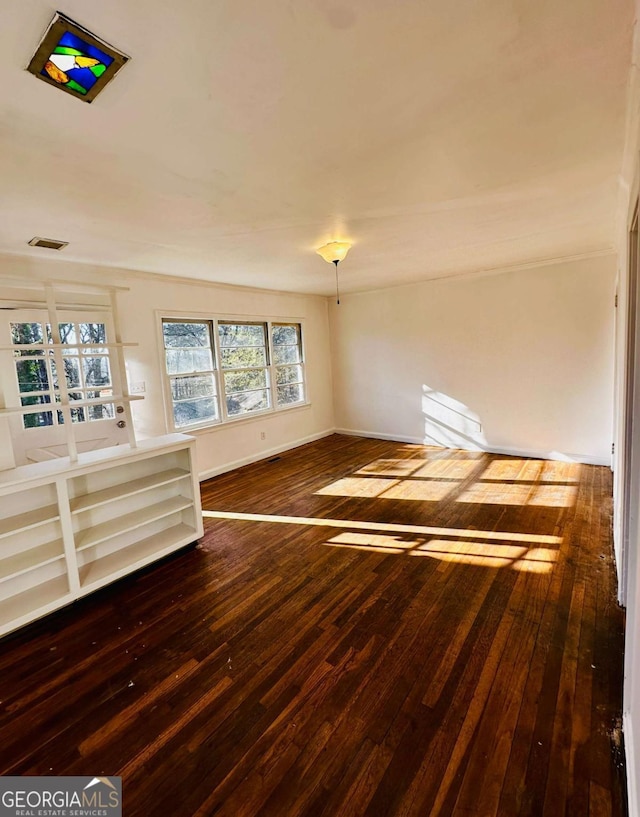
219,321,270,417
272,323,305,406
162,319,219,428
11,320,115,428
161,317,306,430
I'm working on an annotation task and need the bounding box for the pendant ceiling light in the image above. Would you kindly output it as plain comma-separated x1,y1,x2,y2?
316,241,351,305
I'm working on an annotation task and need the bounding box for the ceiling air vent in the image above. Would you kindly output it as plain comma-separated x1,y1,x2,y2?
28,237,69,250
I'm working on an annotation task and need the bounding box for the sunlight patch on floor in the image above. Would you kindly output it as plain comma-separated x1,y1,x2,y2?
315,476,399,498
412,459,481,480
316,475,461,502
316,460,577,507
480,459,581,484
457,482,576,507
355,459,425,477
381,480,456,501
202,510,563,546
354,458,480,480
527,485,578,507
321,531,558,572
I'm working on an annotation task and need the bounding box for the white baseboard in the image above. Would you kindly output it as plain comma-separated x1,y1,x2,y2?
335,428,427,446
625,712,636,817
198,428,335,481
199,426,610,481
334,427,611,466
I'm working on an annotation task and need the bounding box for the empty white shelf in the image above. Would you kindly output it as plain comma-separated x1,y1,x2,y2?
0,576,71,632
0,505,59,539
0,542,65,583
75,496,194,551
70,468,190,514
79,523,197,588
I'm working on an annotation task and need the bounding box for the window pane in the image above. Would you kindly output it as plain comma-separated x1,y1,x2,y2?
163,320,219,428
20,395,53,429
272,324,299,345
78,323,107,344
218,323,266,347
87,403,115,421
223,369,267,393
273,345,301,365
163,322,211,349
16,359,50,393
24,412,53,428
277,383,304,405
226,389,270,416
170,374,216,401
11,323,45,353
276,364,303,386
173,397,218,428
86,389,114,400
80,347,109,356
165,348,213,374
58,323,76,344
21,393,51,406
56,407,86,424
83,356,111,387
70,406,86,423
51,356,81,389
65,357,81,388
220,346,267,369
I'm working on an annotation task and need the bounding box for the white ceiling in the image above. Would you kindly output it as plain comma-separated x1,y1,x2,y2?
0,0,634,295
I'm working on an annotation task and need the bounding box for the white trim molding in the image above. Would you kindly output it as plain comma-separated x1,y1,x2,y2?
334,428,611,467
625,711,637,817
198,428,335,481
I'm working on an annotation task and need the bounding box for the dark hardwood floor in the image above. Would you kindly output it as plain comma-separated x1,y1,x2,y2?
0,434,626,816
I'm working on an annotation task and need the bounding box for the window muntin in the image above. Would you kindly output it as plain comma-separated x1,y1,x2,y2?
10,321,115,428
161,317,306,430
162,320,219,429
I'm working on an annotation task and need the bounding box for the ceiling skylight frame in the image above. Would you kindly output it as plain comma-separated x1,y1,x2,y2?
26,12,129,103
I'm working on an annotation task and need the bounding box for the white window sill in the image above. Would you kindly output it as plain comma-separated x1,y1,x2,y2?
175,401,312,435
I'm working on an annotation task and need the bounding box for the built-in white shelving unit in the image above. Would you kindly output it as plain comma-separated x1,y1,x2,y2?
0,279,204,637
0,434,203,637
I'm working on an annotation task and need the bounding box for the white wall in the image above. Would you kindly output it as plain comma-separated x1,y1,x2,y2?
330,255,616,465
0,255,335,478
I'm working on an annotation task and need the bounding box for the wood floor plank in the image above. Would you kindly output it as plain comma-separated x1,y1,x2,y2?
0,434,626,816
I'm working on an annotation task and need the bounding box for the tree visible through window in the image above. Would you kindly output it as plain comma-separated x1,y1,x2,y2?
219,322,270,417
162,320,218,429
273,323,305,406
11,321,114,429
161,317,306,430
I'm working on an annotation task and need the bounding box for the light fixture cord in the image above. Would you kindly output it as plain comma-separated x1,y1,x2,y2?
334,259,340,305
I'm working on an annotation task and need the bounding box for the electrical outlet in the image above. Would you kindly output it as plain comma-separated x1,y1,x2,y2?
260,431,266,440
130,381,146,394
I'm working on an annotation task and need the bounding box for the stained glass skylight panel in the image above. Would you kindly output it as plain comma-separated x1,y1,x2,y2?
27,13,129,103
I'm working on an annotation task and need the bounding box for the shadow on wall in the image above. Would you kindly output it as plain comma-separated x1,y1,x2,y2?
422,385,487,450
